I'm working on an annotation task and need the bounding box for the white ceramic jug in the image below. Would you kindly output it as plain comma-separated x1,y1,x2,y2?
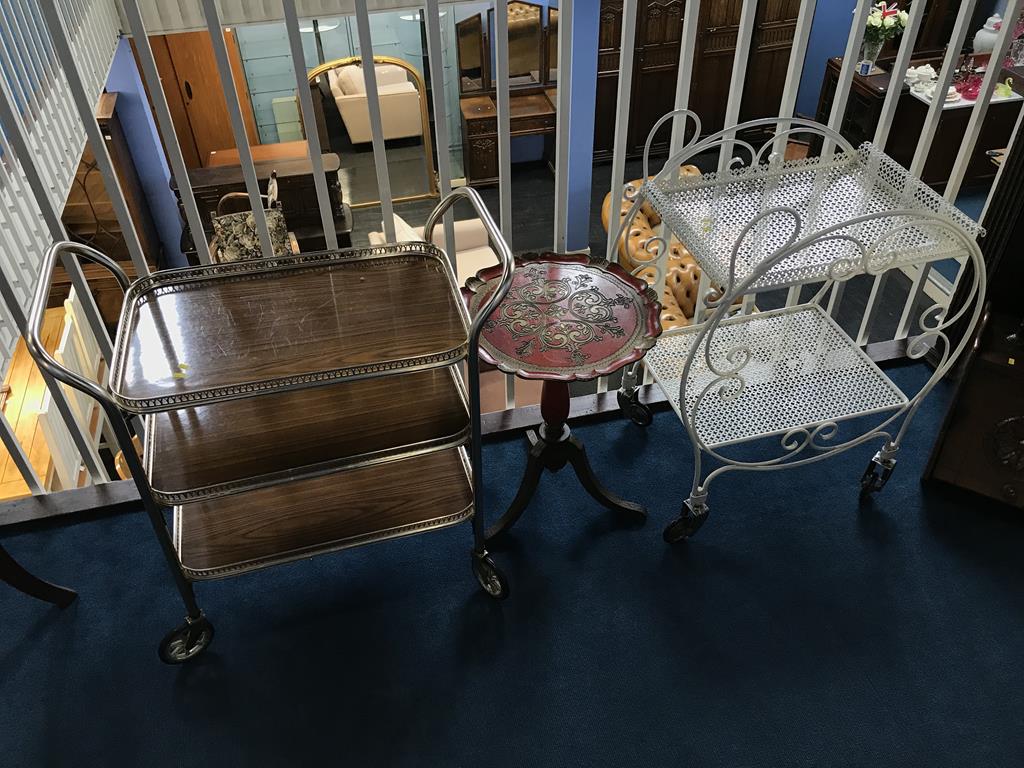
974,14,1002,55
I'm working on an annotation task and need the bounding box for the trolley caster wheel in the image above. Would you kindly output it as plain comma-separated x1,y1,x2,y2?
663,506,708,543
158,614,214,664
617,390,653,427
859,459,895,499
471,553,509,600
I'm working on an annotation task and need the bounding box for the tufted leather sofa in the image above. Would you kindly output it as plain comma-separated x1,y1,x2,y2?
600,165,704,330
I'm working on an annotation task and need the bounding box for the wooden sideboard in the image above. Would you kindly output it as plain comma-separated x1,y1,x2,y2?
814,57,1022,189
460,91,556,184
170,151,352,261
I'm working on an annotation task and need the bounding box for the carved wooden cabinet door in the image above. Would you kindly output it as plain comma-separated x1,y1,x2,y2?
631,0,685,153
740,0,803,123
593,0,624,158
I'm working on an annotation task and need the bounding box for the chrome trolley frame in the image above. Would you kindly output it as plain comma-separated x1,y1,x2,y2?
27,188,513,662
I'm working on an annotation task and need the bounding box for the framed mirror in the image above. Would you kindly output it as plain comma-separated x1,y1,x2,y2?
307,55,438,207
487,1,544,88
456,15,487,94
546,8,558,85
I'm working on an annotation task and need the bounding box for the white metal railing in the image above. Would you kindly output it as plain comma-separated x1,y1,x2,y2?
0,0,120,493
0,0,1018,501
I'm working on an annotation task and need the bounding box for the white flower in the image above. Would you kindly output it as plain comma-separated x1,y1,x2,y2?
898,10,909,25
868,14,883,26
883,15,895,27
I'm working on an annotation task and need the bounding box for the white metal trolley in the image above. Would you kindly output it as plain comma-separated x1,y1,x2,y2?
614,112,987,543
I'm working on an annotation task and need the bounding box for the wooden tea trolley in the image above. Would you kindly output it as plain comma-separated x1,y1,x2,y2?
27,188,513,663
613,112,987,543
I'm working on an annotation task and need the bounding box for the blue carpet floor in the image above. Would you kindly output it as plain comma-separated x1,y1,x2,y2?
3,364,1023,767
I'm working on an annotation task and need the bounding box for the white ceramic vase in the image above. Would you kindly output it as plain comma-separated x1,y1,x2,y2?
974,13,1002,55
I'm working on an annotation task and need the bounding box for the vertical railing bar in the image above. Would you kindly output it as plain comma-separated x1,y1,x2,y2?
669,0,701,155
945,0,1023,203
824,0,873,157
18,0,78,172
423,0,456,264
552,0,573,252
0,19,64,188
0,77,108,484
856,0,926,346
785,285,801,306
494,0,513,241
873,0,925,148
123,0,211,265
0,409,44,494
909,0,979,178
493,0,515,411
604,0,638,263
896,0,981,340
353,0,396,243
856,272,888,345
716,0,758,176
40,0,151,279
283,0,338,251
12,0,80,162
63,0,101,94
201,0,275,259
776,0,816,120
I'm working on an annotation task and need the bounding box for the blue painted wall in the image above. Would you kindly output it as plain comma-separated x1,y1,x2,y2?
104,37,185,266
795,0,857,119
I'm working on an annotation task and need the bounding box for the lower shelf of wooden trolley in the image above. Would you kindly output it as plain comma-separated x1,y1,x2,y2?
172,447,473,580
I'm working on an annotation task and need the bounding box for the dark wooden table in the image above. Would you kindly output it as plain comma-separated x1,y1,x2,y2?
464,253,662,542
170,151,353,260
460,91,556,185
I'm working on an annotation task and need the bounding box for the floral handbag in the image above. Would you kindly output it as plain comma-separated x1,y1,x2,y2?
211,207,291,263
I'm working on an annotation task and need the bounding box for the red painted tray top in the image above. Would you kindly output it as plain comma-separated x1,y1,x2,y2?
463,253,662,382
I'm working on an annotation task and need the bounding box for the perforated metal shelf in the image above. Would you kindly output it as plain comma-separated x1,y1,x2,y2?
645,304,908,448
645,143,983,292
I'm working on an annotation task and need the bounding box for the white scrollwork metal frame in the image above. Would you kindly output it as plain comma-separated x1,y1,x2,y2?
612,111,987,541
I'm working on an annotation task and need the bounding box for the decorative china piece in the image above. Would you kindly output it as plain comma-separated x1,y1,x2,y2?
973,13,1001,55
905,63,936,85
995,77,1015,99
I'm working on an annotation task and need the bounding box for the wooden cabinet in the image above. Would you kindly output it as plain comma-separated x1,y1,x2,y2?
814,57,1022,189
139,30,259,169
594,0,802,159
460,92,556,185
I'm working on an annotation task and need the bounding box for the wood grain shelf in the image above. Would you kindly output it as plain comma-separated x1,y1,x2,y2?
145,366,469,505
110,245,470,412
173,447,474,579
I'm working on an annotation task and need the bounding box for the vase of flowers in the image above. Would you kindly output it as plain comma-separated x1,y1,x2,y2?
859,2,909,75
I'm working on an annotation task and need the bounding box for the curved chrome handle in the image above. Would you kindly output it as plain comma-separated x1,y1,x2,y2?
423,186,514,343
27,241,130,406
424,186,515,546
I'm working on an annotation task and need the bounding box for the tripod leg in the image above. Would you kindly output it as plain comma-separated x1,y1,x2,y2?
565,436,646,518
485,431,546,543
0,543,77,607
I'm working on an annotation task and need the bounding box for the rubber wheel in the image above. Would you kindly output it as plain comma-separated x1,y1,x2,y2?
663,508,708,543
859,469,882,500
472,554,509,600
617,390,653,427
158,615,214,664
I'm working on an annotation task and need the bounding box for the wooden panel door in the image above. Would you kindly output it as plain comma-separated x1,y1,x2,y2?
629,0,684,153
741,0,801,123
689,0,743,136
156,31,259,167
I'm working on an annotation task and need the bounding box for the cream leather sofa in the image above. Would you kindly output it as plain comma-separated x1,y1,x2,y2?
369,214,498,286
326,63,423,144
